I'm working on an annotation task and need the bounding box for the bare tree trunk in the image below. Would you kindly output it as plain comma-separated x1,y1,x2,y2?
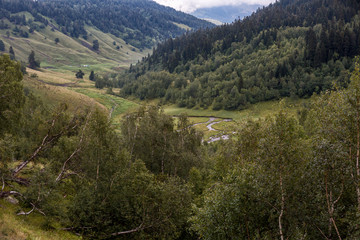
161,135,166,175
96,157,100,190
110,223,144,236
56,112,90,182
130,123,138,158
356,103,360,211
56,148,81,182
325,173,343,240
12,111,77,176
279,174,285,240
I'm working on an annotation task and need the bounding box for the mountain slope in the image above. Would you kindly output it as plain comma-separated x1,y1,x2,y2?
120,0,360,110
0,0,214,70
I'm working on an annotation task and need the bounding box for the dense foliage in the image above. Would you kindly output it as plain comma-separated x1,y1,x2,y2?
2,53,360,239
120,0,360,110
0,0,214,49
0,54,201,238
189,60,360,239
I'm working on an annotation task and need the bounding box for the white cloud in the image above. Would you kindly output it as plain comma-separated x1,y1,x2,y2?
153,0,275,13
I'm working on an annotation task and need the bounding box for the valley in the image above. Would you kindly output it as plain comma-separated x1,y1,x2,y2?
1,0,360,239
24,66,303,142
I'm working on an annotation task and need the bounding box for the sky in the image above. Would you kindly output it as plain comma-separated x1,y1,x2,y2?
153,0,276,13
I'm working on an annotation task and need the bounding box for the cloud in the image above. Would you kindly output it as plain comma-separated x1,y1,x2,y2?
153,0,275,13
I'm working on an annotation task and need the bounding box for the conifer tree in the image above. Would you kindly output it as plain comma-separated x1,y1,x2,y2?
9,46,15,60
89,70,95,81
28,50,40,69
0,40,4,51
76,69,85,79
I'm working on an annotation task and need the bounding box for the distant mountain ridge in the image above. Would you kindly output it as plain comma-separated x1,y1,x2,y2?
191,4,262,24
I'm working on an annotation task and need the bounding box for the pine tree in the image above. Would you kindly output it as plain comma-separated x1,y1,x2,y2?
76,70,85,79
92,40,99,51
28,50,40,69
9,46,15,60
0,40,4,51
89,70,95,81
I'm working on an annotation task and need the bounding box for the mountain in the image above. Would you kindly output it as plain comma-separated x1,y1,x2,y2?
0,0,214,69
191,4,262,24
120,0,360,110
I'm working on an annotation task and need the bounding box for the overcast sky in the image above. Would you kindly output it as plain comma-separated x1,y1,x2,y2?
153,0,276,13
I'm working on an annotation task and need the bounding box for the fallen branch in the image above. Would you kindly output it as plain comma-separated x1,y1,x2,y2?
110,223,145,236
0,190,22,198
56,112,91,183
17,203,45,216
12,111,79,176
11,176,30,186
1,176,4,192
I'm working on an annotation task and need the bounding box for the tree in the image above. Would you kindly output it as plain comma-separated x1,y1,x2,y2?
190,163,270,239
0,40,4,51
0,55,24,136
75,70,85,79
9,46,15,60
54,38,59,44
89,70,95,81
92,40,99,51
121,106,202,178
28,51,40,69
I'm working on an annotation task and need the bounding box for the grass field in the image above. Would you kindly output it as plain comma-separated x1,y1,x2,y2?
72,88,139,125
164,98,305,121
165,98,307,141
0,200,79,240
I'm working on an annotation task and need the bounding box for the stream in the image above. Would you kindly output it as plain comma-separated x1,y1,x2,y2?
191,118,234,143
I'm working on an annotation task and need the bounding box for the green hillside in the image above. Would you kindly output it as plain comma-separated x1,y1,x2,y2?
120,0,360,110
0,15,149,72
0,0,214,71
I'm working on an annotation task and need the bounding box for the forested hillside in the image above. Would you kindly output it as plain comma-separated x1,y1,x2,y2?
120,0,360,110
0,0,213,49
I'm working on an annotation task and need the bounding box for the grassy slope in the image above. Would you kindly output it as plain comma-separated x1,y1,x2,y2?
0,13,149,72
0,200,80,240
24,69,106,113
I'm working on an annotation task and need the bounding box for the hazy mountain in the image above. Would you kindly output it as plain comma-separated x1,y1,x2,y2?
191,4,262,24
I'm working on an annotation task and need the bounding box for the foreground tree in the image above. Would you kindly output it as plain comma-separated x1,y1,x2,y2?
121,106,202,178
191,111,310,239
0,54,24,136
